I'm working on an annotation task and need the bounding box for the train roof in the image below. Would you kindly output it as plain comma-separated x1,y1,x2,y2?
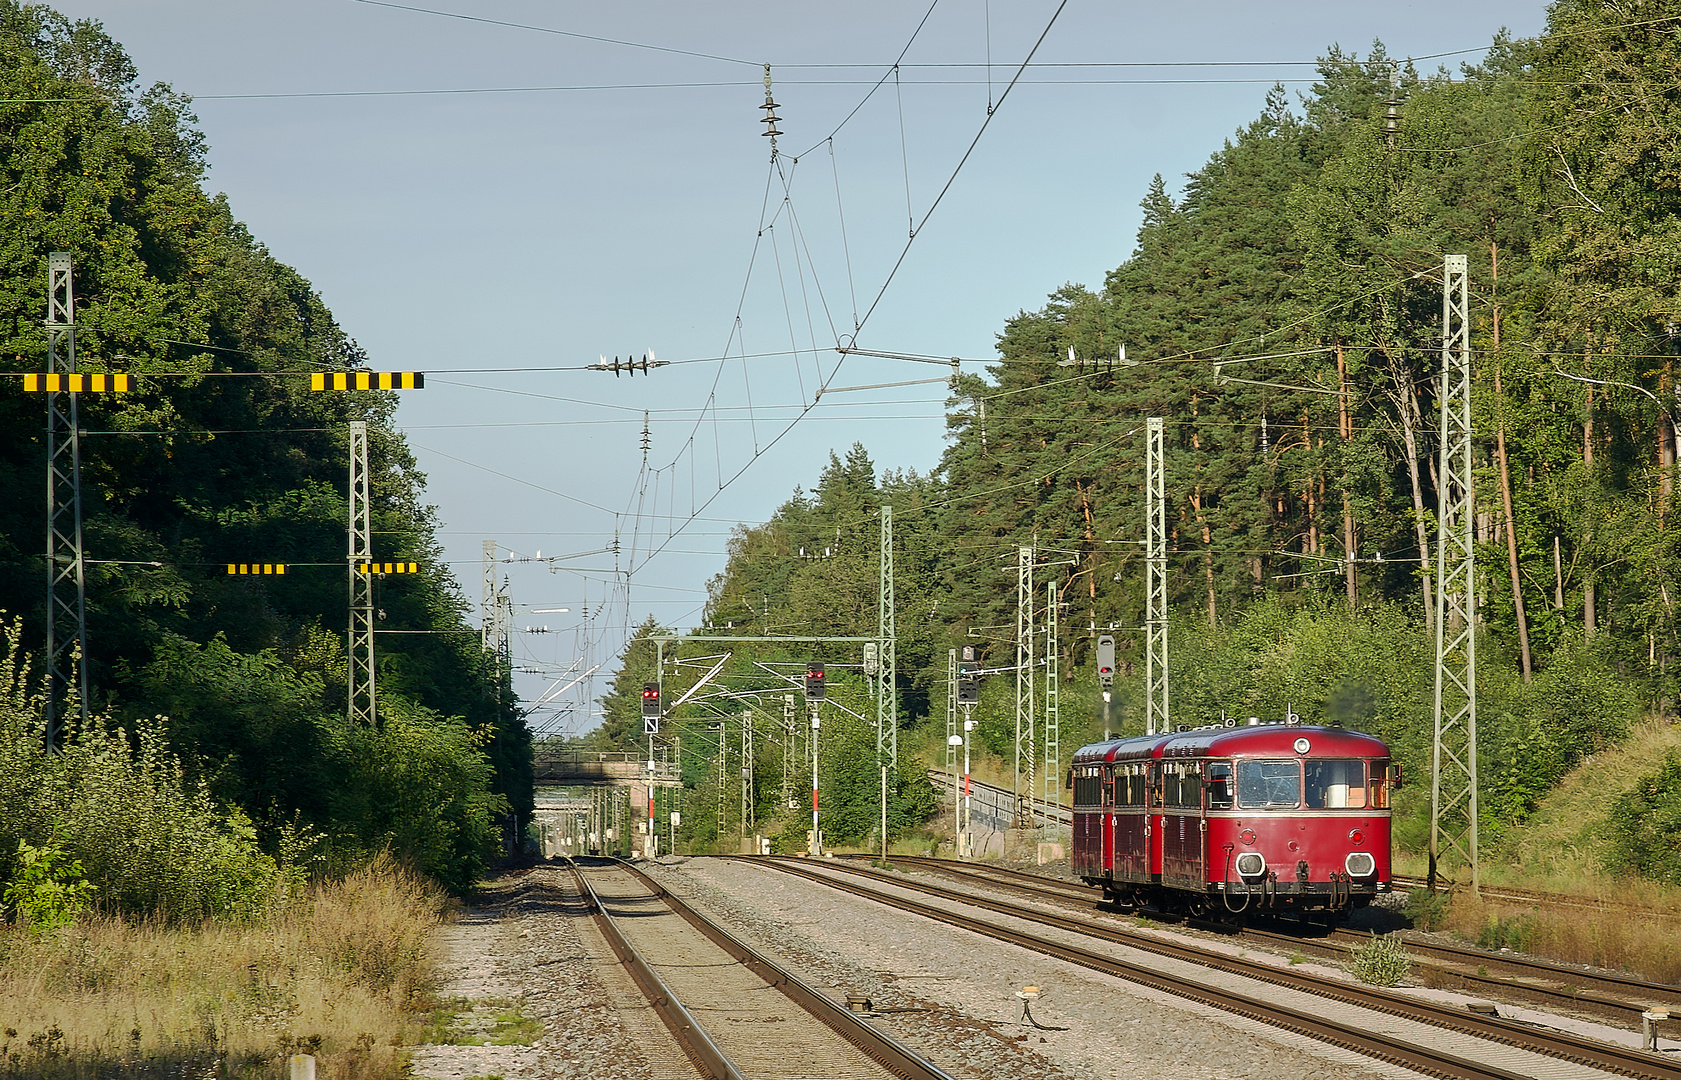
1072,721,1389,764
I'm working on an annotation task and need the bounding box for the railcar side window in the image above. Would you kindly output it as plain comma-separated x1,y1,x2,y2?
1369,758,1392,809
1115,763,1148,807
1164,762,1201,808
1206,761,1233,809
1072,766,1103,807
1237,759,1300,809
1304,759,1368,809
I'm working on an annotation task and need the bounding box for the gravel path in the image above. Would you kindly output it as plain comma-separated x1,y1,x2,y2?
410,869,698,1080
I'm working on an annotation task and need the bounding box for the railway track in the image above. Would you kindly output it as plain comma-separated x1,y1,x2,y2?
841,854,1681,1033
567,856,954,1080
1393,875,1681,922
762,855,1681,1080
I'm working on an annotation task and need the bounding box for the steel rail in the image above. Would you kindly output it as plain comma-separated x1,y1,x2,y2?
1393,875,1681,921
603,858,957,1080
567,859,741,1080
855,853,1680,1033
759,856,1681,1080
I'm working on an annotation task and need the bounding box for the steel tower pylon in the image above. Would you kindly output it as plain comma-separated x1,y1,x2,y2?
1145,417,1169,736
1430,254,1478,893
481,539,496,651
741,710,754,836
877,504,897,770
782,693,796,811
348,421,376,726
44,252,87,746
1043,578,1060,812
1013,544,1035,826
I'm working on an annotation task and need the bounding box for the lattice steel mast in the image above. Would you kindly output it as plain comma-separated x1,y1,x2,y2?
1014,544,1035,824
877,504,897,770
44,252,87,745
1043,578,1060,811
482,539,496,651
1144,417,1169,736
1430,254,1479,892
348,421,376,726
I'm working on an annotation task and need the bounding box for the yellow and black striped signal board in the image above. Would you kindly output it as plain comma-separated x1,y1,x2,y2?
358,562,420,574
311,372,424,391
228,563,287,575
23,373,129,392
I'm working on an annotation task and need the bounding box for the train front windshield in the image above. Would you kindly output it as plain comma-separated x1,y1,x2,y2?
1237,759,1300,808
1304,759,1368,808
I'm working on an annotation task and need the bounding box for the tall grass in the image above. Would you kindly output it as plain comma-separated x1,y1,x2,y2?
0,855,445,1079
1433,887,1681,984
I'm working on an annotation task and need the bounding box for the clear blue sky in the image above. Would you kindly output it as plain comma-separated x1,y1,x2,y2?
57,1,1549,732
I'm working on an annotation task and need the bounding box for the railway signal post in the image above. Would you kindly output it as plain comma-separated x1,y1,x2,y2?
809,705,821,856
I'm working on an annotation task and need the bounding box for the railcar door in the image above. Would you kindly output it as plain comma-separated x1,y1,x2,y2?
1147,761,1164,879
1113,763,1148,880
1101,765,1116,873
1160,760,1206,887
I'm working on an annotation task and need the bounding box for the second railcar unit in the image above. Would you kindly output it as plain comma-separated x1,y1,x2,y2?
1070,719,1397,920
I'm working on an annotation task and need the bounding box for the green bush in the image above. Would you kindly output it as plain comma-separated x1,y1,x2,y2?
2,834,93,932
1603,750,1681,885
1400,887,1450,932
0,620,279,921
1475,912,1536,952
1347,932,1411,986
330,698,509,893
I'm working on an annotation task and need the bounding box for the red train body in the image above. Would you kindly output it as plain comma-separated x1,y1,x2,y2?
1070,720,1395,920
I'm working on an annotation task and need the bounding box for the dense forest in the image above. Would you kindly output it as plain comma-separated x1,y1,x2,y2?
0,3,528,903
582,2,1681,877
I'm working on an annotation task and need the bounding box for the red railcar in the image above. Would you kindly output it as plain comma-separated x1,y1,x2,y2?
1070,719,1396,920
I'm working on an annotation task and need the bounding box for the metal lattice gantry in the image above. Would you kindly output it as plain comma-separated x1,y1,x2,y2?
1014,544,1035,826
877,504,898,770
1145,417,1169,737
347,421,376,726
1431,253,1479,893
1043,578,1060,813
44,252,87,746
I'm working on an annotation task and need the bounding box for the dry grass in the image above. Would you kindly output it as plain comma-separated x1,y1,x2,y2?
1394,719,1681,983
0,855,447,1079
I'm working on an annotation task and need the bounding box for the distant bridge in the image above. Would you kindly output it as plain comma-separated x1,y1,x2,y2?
534,749,681,788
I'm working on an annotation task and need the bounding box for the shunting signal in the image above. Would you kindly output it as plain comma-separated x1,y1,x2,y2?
23,373,129,392
357,562,420,574
310,372,424,391
957,645,979,705
1097,634,1116,690
227,563,287,575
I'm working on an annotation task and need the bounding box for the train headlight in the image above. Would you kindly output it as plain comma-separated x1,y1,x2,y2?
1235,852,1266,877
1345,852,1376,878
